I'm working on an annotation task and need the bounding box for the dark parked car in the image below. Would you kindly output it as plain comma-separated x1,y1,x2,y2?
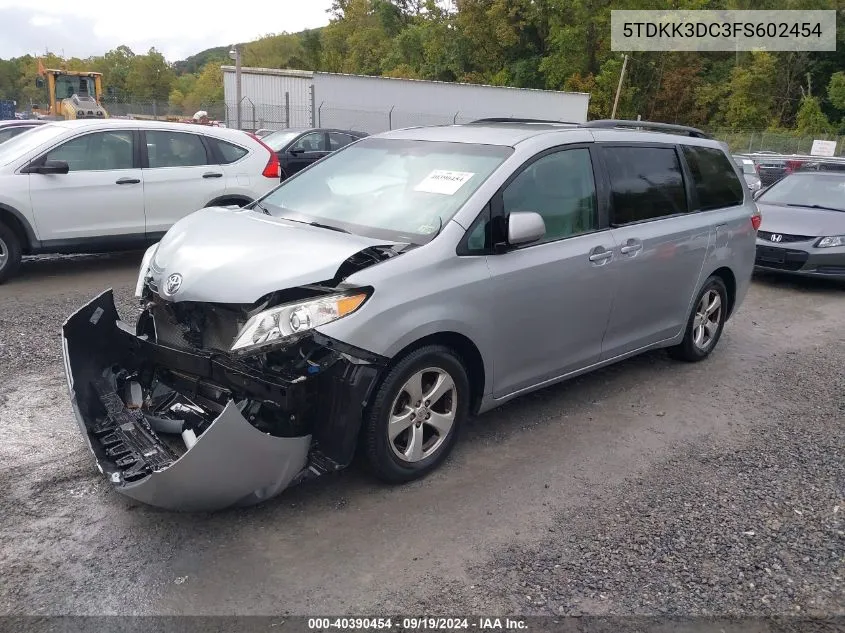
753,171,845,279
261,127,368,179
748,152,791,187
0,119,46,144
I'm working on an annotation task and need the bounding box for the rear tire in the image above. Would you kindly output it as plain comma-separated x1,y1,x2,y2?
669,276,728,362
0,222,22,284
363,345,470,484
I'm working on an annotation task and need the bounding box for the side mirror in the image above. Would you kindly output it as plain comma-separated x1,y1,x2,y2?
507,211,546,246
752,189,764,201
289,147,305,155
24,160,70,175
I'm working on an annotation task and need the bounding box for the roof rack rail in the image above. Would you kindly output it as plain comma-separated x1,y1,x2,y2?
583,119,711,139
469,117,581,125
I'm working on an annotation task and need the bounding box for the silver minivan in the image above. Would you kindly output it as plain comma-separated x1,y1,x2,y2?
62,119,759,511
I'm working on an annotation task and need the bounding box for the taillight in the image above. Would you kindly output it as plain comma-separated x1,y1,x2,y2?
751,206,762,231
251,135,281,179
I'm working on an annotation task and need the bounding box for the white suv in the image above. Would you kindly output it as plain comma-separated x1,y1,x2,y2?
0,119,282,282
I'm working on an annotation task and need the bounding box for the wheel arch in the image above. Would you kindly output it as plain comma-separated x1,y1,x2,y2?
384,331,487,415
709,266,737,319
204,195,253,209
0,203,37,254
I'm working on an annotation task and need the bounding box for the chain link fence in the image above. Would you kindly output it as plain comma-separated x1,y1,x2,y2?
94,97,845,157
97,98,543,134
713,129,845,156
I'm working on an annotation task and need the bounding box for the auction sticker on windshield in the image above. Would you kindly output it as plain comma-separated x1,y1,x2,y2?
415,170,475,195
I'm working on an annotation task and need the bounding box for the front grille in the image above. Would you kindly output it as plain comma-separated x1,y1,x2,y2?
755,245,809,271
757,231,815,243
148,297,242,352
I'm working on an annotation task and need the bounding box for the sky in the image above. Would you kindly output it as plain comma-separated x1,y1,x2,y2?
0,0,334,61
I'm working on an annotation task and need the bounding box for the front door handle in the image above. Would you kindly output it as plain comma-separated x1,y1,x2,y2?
588,250,613,263
115,177,140,185
203,172,223,179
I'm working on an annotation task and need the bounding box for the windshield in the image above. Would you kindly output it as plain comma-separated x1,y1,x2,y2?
264,130,307,151
0,124,65,166
259,137,513,244
758,173,845,211
55,75,95,100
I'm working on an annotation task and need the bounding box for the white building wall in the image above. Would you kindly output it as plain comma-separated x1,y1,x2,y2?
222,67,590,133
222,66,312,129
312,73,590,133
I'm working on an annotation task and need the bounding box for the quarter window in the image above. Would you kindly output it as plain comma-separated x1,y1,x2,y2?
683,146,745,210
328,132,356,150
604,146,688,224
146,131,208,168
44,131,134,171
216,139,248,164
502,148,598,243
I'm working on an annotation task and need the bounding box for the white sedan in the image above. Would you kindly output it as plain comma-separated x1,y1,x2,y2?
0,119,282,283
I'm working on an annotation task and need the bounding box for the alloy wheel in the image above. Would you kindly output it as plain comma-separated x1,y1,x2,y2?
692,289,722,350
388,367,457,463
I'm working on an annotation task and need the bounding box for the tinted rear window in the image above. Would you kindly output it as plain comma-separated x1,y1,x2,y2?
604,146,688,224
683,146,745,210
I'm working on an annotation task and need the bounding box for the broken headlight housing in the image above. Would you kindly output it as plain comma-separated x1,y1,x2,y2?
135,243,159,298
231,291,369,353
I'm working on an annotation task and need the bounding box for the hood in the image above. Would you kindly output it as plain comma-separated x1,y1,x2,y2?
757,203,845,238
149,207,393,303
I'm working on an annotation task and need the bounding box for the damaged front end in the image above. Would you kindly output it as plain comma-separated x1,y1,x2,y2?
61,286,386,512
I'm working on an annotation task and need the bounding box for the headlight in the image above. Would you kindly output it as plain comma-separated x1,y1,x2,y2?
134,243,159,298
816,235,845,248
230,291,369,353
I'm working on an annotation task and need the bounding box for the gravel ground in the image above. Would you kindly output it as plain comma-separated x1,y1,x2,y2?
0,255,842,627
395,340,844,619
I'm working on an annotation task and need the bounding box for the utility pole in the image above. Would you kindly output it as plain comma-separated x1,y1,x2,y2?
229,45,243,129
611,54,628,120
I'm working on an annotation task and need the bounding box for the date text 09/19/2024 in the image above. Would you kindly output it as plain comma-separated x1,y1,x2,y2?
307,618,528,630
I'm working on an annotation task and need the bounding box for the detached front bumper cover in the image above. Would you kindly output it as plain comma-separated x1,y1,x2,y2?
62,290,314,512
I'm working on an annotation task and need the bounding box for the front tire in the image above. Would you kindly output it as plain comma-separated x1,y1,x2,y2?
669,276,728,362
363,345,470,484
0,222,22,284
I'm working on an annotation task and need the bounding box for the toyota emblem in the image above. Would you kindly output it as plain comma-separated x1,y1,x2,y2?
770,234,783,242
164,273,183,295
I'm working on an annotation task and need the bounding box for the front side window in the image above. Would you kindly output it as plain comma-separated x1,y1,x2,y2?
684,146,745,210
146,131,208,168
502,148,598,243
291,132,327,153
44,131,134,171
604,146,688,224
260,137,512,244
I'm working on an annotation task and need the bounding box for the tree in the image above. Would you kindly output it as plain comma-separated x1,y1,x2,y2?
181,62,224,113
721,52,778,130
94,46,135,98
828,72,845,111
125,48,174,101
795,95,831,136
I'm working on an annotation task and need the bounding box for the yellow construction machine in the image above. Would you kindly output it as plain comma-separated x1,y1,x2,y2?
35,62,108,120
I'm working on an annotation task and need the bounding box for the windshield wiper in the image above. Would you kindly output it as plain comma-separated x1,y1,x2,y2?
785,203,845,213
307,221,351,234
251,201,271,215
